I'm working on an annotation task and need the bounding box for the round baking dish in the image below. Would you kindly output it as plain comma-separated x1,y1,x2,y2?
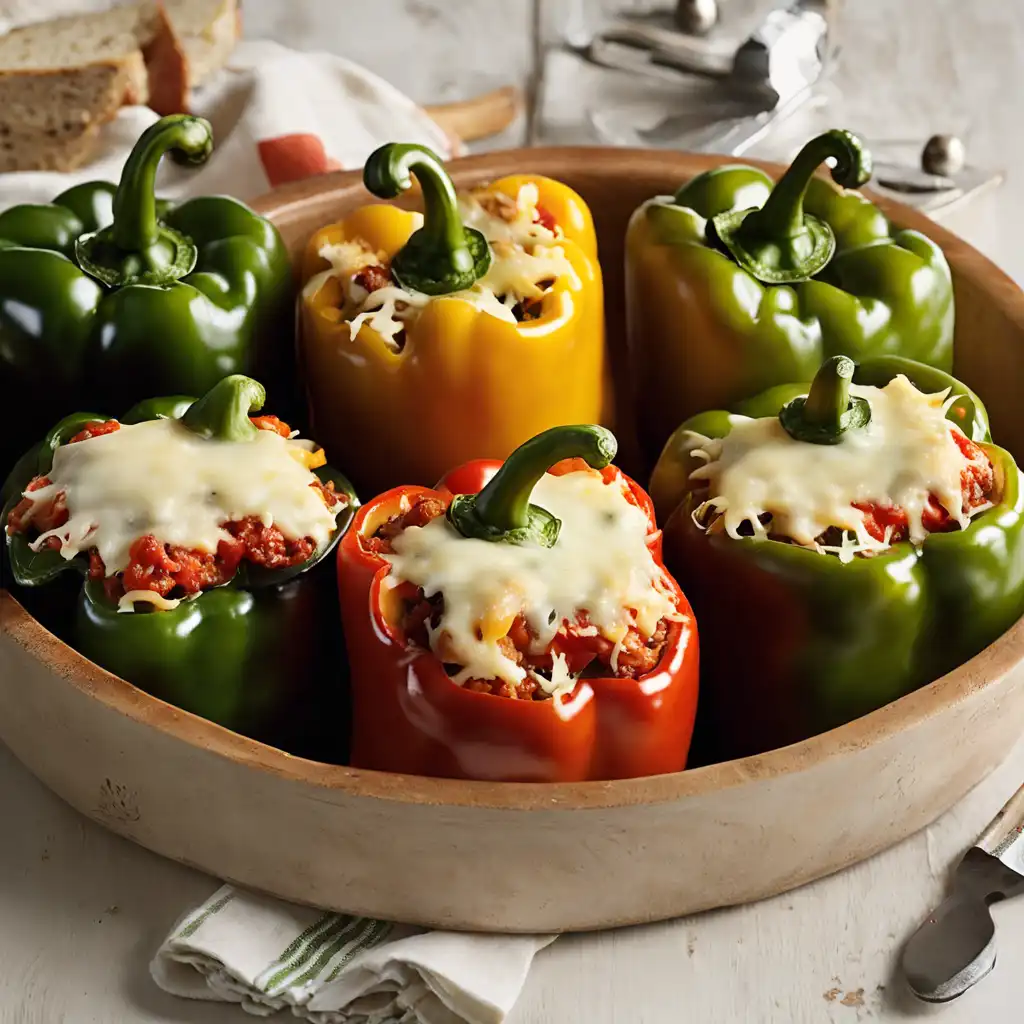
3,148,1023,933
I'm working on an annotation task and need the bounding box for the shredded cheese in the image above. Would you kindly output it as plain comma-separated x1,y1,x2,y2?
117,590,184,613
18,419,338,575
457,183,561,247
382,470,681,690
312,185,578,351
534,651,576,700
688,375,991,561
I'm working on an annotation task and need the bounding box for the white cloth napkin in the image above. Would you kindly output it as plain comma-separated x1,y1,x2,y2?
0,39,457,207
152,885,554,1024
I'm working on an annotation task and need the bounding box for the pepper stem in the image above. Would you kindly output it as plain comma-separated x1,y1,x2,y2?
779,356,872,445
181,375,265,442
710,129,873,285
75,115,213,288
363,142,491,295
447,425,618,547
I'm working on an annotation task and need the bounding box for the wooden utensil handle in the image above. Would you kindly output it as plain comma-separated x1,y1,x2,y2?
426,86,522,143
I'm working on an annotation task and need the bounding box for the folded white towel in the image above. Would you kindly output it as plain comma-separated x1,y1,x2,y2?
151,885,555,1024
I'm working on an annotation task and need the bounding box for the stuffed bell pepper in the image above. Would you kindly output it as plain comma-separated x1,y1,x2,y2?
3,376,357,739
0,114,291,478
337,425,698,782
626,129,955,461
651,355,1024,758
300,143,608,495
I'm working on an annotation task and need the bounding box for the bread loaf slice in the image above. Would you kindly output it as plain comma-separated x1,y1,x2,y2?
0,3,159,109
0,0,239,172
0,56,146,131
0,118,101,172
0,1,182,170
164,0,239,87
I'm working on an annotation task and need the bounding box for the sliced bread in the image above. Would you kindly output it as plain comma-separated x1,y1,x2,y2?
0,1,180,170
164,0,239,87
0,0,239,172
0,118,101,172
0,2,159,105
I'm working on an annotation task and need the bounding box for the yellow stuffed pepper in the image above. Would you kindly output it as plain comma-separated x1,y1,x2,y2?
299,142,608,495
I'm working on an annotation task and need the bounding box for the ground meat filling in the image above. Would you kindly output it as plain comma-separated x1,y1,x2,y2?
353,263,393,296
6,417,343,603
698,429,996,553
365,495,672,700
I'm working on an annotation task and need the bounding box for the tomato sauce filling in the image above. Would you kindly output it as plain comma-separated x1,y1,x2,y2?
364,490,671,700
851,431,994,543
6,416,344,603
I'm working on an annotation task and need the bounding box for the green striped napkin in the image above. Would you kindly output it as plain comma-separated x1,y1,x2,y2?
151,885,554,1023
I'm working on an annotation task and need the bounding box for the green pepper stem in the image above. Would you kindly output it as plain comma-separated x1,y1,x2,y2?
447,426,617,548
366,144,470,270
111,115,213,254
743,129,871,241
779,356,872,446
475,426,617,532
802,355,854,432
362,142,491,295
181,375,265,442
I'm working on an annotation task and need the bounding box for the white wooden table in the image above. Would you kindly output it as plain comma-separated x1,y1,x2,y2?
3,1,1024,1020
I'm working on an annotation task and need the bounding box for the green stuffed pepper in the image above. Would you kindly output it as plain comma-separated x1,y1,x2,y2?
651,355,1024,759
0,115,292,479
2,375,358,741
626,129,955,462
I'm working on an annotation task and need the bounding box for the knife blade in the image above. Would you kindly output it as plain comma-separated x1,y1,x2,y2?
582,0,834,157
902,784,1024,1002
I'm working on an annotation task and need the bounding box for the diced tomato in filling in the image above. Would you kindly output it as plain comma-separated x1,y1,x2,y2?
534,205,557,233
369,495,669,698
70,420,120,444
6,477,63,534
5,427,346,601
353,263,393,294
120,535,183,596
852,430,994,544
250,415,292,438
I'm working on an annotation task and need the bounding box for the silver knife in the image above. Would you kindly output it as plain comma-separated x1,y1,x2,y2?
902,784,1024,1002
582,0,834,156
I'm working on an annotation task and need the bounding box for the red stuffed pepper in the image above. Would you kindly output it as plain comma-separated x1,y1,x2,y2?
337,424,699,782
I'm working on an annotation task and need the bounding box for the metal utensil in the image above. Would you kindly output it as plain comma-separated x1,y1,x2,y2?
902,784,1024,1002
674,0,718,36
583,0,836,155
586,0,833,100
869,135,1004,217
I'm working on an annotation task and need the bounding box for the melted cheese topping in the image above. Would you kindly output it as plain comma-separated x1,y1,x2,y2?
117,590,184,613
382,470,680,690
19,419,338,574
457,183,561,247
688,375,990,561
308,185,578,350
